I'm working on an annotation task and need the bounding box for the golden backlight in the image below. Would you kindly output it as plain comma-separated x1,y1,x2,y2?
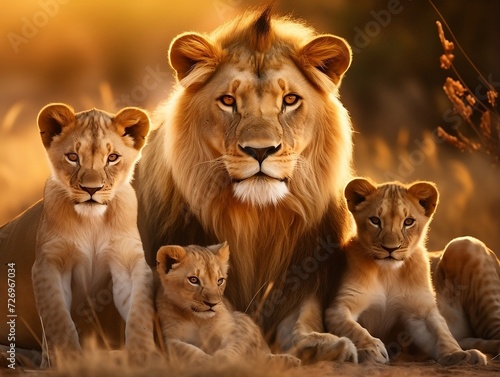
0,0,498,254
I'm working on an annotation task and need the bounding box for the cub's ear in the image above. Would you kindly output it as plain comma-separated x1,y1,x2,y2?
37,103,75,149
299,35,352,86
408,181,439,217
156,245,187,274
168,32,221,85
209,241,230,266
344,178,377,213
114,107,150,151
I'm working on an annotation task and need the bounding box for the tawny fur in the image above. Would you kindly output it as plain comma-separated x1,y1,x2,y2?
155,243,300,367
1,8,500,363
136,7,353,351
32,103,156,366
322,178,487,365
434,236,500,355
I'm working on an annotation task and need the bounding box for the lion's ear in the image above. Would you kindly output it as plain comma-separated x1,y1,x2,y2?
299,35,352,86
156,245,187,274
114,107,150,151
408,181,439,217
344,178,377,213
37,103,75,149
168,32,221,85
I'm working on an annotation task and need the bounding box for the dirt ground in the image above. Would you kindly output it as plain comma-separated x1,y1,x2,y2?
3,358,500,377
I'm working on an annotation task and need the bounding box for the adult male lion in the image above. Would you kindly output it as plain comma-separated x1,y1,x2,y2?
137,7,353,343
1,6,500,362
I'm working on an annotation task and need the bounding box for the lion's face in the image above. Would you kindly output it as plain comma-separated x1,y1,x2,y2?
37,104,150,216
189,59,324,206
165,10,353,209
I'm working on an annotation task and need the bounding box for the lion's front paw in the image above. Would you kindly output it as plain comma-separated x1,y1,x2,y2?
294,332,357,364
437,349,487,366
357,338,389,364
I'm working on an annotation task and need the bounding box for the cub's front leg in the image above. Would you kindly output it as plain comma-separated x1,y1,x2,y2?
32,257,81,367
109,239,156,358
406,301,487,366
166,339,212,364
326,304,389,364
213,312,301,367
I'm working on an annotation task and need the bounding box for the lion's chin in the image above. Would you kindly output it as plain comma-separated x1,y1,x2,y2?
233,179,288,207
74,202,108,217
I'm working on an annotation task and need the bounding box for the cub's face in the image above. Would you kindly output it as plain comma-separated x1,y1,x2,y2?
37,103,149,216
156,243,229,319
345,178,439,268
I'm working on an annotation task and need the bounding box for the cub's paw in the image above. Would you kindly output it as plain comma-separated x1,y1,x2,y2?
294,332,357,364
437,349,487,366
267,353,301,368
466,349,488,366
126,346,163,366
41,347,82,368
357,338,389,364
166,340,212,365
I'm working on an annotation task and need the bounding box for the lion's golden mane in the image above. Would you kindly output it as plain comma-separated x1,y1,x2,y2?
137,7,353,340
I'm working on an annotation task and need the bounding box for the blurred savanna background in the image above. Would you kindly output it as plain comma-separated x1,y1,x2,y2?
1,0,499,254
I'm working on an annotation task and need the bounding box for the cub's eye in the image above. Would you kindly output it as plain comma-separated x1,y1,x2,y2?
219,95,236,107
107,153,121,165
404,218,416,227
188,276,200,285
65,153,79,164
369,216,381,226
283,94,301,107
217,278,225,286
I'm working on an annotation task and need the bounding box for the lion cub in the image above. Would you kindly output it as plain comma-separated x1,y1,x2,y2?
155,242,300,366
325,178,487,366
32,104,156,366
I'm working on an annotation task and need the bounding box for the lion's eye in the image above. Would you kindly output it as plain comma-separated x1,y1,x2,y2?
283,94,301,107
404,218,416,227
108,153,121,165
369,216,381,227
219,95,236,107
217,278,225,286
65,153,79,164
188,276,200,285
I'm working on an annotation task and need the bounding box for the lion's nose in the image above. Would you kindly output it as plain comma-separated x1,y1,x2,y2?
239,144,281,163
80,185,103,196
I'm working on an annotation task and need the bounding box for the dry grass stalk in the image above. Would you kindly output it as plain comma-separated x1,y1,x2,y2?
435,19,500,165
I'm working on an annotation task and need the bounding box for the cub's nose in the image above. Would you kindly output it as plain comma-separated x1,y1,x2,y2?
239,144,281,163
80,185,103,196
381,245,401,254
203,300,219,309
